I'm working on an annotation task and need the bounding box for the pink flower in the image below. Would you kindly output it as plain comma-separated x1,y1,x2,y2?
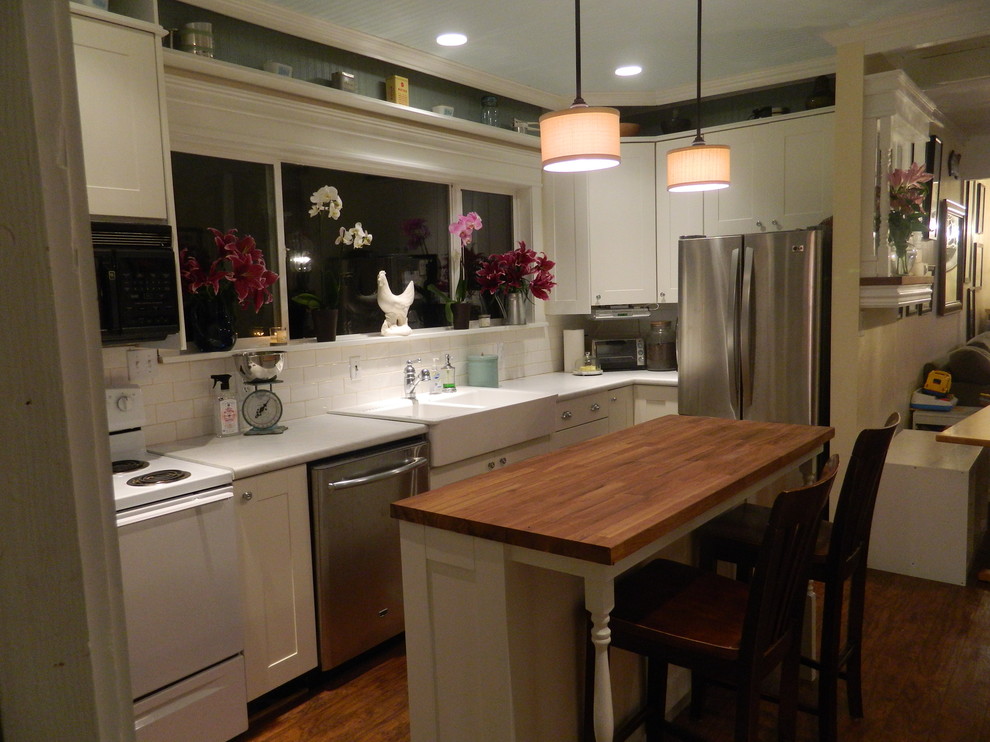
181,229,279,313
449,212,483,245
475,241,556,302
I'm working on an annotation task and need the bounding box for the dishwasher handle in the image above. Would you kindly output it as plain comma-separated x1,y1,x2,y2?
326,456,428,491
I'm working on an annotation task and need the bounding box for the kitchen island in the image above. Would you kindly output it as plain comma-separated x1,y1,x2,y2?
392,414,833,742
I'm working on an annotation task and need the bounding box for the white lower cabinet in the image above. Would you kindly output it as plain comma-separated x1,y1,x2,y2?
608,386,635,433
430,436,553,488
552,390,611,449
235,466,318,700
634,385,679,424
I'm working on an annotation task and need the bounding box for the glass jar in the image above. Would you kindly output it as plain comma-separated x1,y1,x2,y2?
481,95,500,127
645,321,677,371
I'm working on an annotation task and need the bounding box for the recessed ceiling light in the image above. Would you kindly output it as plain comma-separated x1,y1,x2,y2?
615,65,643,77
436,33,467,47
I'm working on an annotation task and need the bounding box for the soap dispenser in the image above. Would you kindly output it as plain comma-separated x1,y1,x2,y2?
431,357,442,394
441,354,456,393
211,374,239,437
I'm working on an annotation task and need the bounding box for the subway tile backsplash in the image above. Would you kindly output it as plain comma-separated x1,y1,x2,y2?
102,325,561,447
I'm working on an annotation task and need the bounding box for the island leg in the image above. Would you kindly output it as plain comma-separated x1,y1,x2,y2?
585,576,615,742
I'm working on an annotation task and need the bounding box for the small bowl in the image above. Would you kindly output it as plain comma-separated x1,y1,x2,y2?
235,351,285,381
619,122,641,137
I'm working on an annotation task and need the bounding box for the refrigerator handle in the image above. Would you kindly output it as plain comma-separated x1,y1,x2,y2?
739,245,754,412
729,245,741,418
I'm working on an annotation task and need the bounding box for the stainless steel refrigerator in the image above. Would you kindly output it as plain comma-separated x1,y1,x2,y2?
677,228,829,425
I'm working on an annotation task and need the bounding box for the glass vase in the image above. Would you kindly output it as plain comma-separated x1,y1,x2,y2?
186,295,237,352
889,242,911,276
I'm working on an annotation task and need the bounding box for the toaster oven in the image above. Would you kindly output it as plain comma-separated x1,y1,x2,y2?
590,338,646,371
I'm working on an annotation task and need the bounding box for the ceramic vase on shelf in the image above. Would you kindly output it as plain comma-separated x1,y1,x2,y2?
451,302,471,330
503,292,527,325
185,295,236,352
311,308,338,342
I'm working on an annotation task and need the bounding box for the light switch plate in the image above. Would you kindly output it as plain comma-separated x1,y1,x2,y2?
126,348,157,383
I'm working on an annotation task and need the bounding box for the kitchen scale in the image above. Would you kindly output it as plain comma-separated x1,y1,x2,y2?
235,351,288,435
242,379,287,435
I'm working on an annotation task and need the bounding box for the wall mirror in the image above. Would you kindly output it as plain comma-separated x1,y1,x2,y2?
937,199,966,315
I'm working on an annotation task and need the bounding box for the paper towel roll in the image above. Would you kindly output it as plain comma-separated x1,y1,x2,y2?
563,329,585,373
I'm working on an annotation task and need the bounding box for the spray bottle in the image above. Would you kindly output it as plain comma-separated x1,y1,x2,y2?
211,374,239,437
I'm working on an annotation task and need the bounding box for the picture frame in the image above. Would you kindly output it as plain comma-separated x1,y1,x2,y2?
977,183,986,235
976,242,984,290
924,135,943,240
937,199,966,315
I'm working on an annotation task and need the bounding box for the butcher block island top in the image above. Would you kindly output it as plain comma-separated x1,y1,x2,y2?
391,414,834,565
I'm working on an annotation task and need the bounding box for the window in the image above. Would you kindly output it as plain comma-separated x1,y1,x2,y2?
461,190,514,319
171,152,278,339
282,163,453,336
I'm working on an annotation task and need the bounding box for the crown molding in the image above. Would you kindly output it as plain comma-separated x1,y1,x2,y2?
823,0,990,55
588,56,837,108
176,0,568,110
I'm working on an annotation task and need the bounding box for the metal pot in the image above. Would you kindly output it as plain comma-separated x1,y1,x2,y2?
234,351,285,382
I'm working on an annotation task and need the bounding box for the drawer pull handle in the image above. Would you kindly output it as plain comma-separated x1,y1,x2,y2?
590,403,601,412
488,461,496,470
561,410,573,420
499,457,508,466
241,491,253,501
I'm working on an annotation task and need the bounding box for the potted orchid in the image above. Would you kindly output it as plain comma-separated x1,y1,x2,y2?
179,227,279,352
429,211,482,329
887,162,933,275
294,185,373,340
475,241,556,325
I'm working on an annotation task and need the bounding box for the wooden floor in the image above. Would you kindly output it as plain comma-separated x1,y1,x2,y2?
236,568,990,742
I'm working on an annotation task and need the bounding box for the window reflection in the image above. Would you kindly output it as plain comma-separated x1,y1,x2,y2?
282,164,451,337
461,190,514,319
171,152,278,339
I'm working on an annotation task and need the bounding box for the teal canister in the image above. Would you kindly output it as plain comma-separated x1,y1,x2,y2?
467,354,499,387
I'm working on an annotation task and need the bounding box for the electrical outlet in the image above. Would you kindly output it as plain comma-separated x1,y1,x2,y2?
349,356,361,380
126,348,157,383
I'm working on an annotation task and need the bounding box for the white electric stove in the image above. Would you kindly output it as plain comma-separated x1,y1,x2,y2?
105,386,247,742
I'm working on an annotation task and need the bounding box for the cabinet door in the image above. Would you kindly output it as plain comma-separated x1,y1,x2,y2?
429,436,553,488
608,386,634,433
655,136,703,303
703,113,834,236
586,142,657,305
236,466,317,700
634,385,679,424
71,15,168,220
543,171,591,314
772,113,834,230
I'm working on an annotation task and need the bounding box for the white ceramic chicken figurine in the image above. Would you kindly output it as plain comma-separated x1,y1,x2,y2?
377,270,415,336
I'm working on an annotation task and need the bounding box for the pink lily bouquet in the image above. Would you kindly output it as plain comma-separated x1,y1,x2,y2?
179,228,279,312
476,241,556,306
888,162,933,255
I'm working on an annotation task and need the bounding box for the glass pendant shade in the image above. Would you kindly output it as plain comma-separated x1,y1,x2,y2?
666,141,730,192
540,105,621,172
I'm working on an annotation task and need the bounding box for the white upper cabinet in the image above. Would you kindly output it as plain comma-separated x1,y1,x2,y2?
71,13,169,220
544,142,658,313
586,142,658,306
655,135,703,304
703,111,834,236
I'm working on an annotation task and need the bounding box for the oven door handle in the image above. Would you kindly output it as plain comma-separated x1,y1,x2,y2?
116,489,233,527
326,457,428,491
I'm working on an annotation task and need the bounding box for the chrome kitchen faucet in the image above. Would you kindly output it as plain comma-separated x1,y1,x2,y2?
403,359,432,399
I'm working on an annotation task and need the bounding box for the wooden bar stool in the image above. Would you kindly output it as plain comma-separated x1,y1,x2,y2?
585,456,838,742
695,413,899,742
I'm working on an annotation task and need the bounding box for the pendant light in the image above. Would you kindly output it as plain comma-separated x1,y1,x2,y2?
666,0,730,192
540,0,621,173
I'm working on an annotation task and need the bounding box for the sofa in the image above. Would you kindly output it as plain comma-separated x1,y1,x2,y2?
924,332,990,407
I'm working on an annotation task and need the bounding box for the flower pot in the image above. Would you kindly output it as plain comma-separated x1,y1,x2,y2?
451,302,471,330
312,308,339,342
185,296,236,352
504,292,527,325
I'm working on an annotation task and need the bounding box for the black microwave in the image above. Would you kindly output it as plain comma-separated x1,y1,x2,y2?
92,221,180,344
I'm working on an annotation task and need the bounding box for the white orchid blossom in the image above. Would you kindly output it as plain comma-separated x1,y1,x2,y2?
335,221,373,249
309,185,342,219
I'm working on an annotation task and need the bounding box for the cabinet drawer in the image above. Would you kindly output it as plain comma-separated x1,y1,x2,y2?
430,436,553,488
555,391,609,431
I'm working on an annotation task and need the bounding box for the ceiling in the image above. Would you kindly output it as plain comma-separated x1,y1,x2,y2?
243,0,990,136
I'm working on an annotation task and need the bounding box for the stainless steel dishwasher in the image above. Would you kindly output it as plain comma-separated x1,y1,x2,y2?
309,436,429,670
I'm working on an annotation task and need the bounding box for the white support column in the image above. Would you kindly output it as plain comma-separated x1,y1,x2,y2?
584,574,616,742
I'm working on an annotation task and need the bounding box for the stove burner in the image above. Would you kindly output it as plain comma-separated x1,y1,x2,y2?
126,469,192,487
113,459,150,474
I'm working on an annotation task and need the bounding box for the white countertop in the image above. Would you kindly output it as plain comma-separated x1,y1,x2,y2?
152,414,428,479
152,371,678,477
499,370,677,400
